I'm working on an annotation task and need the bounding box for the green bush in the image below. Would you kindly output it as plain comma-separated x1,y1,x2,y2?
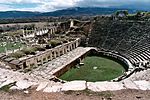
10,51,25,59
35,46,46,51
49,40,62,47
38,38,46,44
21,47,36,55
0,82,15,92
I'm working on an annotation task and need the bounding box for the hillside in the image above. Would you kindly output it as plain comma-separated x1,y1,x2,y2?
0,7,135,19
0,11,40,19
40,7,135,17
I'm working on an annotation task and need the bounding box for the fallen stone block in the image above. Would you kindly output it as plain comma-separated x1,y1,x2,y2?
43,85,62,92
122,80,139,89
24,90,29,94
10,86,20,90
87,82,124,92
61,80,86,91
36,81,49,91
87,82,99,92
16,80,35,90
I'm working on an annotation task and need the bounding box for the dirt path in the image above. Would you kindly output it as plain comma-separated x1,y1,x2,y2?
0,89,150,100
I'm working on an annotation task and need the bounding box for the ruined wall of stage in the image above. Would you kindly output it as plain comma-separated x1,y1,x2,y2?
22,26,58,38
20,38,81,69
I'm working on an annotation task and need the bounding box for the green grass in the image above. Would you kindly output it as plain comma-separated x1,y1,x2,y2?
0,82,15,92
0,42,22,53
60,56,125,82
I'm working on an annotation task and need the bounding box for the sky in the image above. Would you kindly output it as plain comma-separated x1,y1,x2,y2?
0,0,150,12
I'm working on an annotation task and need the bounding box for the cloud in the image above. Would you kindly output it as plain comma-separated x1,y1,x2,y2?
0,4,12,11
75,0,150,8
0,0,42,4
0,0,149,12
0,0,80,12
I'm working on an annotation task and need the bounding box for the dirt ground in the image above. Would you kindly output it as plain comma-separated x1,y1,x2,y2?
0,89,150,100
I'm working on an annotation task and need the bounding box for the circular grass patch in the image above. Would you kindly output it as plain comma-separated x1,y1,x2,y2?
59,56,125,82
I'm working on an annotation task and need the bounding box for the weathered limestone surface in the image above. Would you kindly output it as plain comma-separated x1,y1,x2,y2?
61,81,86,91
16,80,37,90
134,80,150,90
36,81,49,91
126,69,150,81
0,67,49,90
122,69,150,90
43,85,62,92
122,80,139,89
87,82,124,92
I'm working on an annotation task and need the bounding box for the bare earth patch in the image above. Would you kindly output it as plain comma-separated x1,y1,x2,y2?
0,89,150,100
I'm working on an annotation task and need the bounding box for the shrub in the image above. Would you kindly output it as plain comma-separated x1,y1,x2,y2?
38,38,46,44
21,47,36,55
35,46,46,51
49,40,62,47
10,51,25,59
0,82,16,92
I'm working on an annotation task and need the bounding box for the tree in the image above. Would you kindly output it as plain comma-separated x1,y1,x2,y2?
123,10,128,16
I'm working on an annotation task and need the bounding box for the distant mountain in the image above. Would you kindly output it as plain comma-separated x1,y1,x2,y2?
0,7,136,19
40,7,135,17
0,11,40,19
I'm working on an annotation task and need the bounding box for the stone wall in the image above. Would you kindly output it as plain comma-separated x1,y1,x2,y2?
21,38,81,69
23,26,58,38
53,49,93,77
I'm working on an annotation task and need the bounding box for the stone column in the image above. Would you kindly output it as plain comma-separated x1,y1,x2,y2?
51,28,53,34
57,50,60,57
76,41,79,47
70,20,74,27
50,51,53,60
64,47,67,53
42,29,44,34
62,48,65,55
22,29,25,38
54,51,57,58
34,60,38,68
45,54,48,62
27,63,31,69
48,29,50,38
70,44,73,51
41,56,44,65
52,28,54,34
72,43,75,49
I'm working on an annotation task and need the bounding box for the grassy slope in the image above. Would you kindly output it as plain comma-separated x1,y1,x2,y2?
60,56,124,82
0,42,22,53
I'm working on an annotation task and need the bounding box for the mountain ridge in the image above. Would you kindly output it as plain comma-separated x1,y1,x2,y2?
0,7,137,19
